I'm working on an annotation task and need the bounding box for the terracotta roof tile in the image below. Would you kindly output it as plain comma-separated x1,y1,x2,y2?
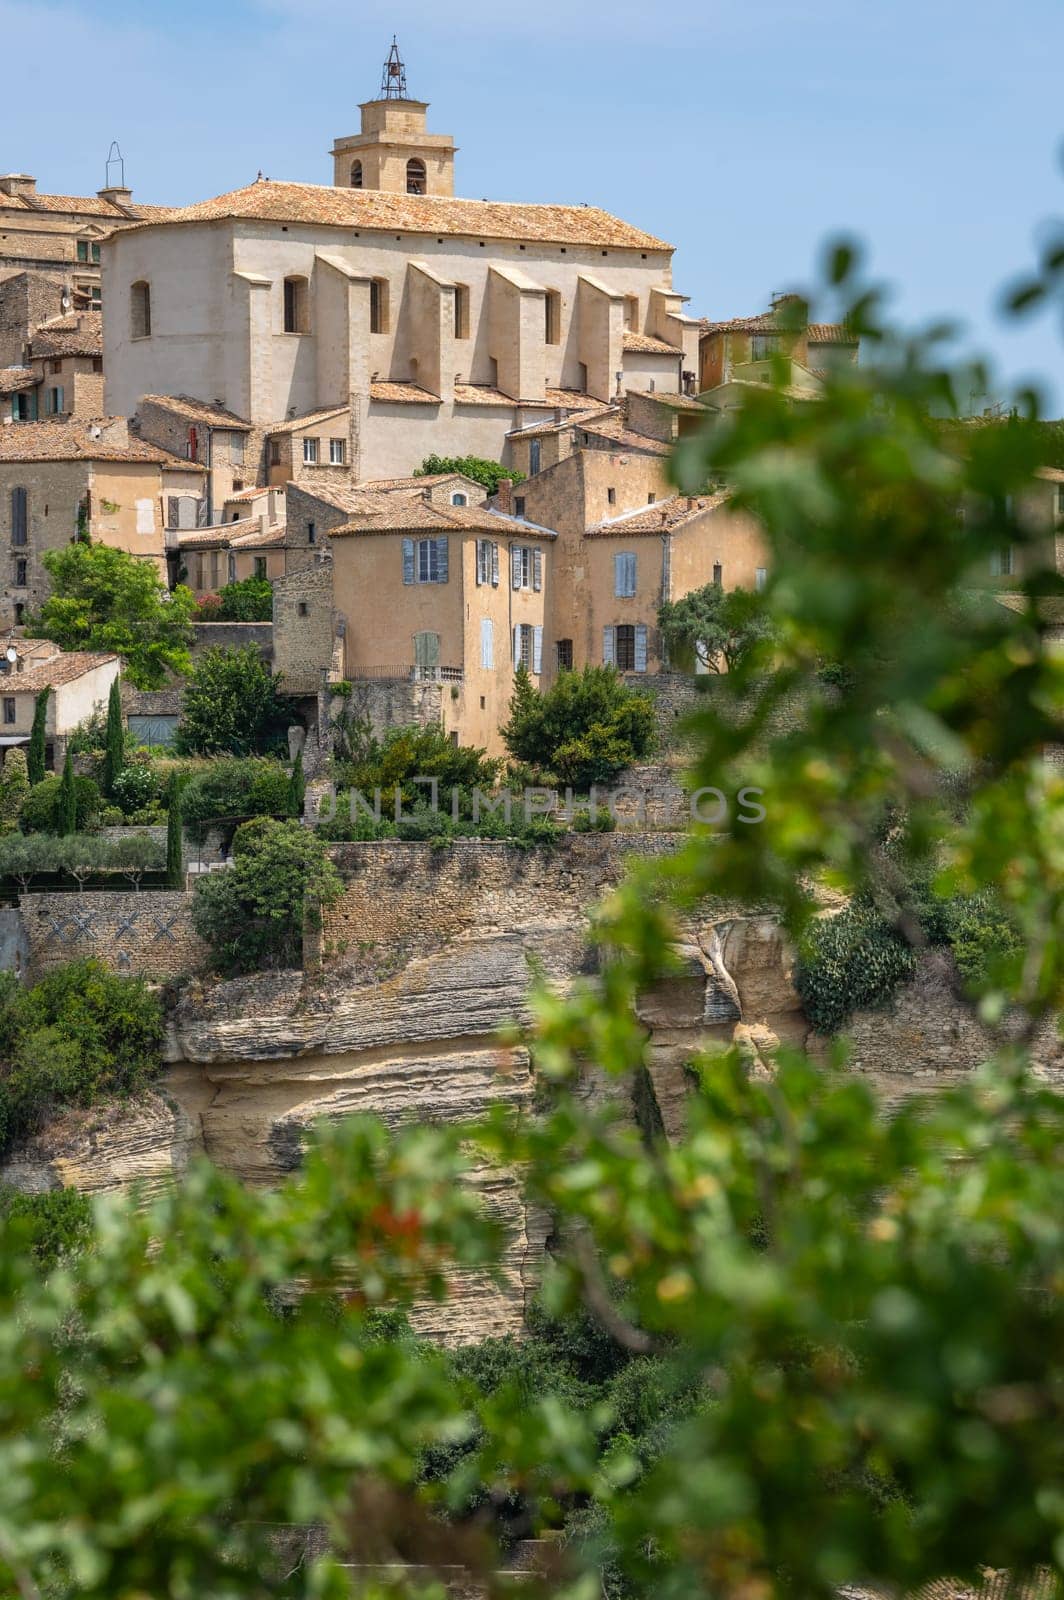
585,491,730,537
139,394,252,430
0,418,204,467
120,179,672,251
0,366,35,395
622,331,683,355
224,484,278,503
30,310,101,358
453,383,516,408
807,322,858,344
330,499,555,540
508,404,615,440
265,405,348,435
369,380,441,404
0,190,171,221
628,388,706,412
577,412,674,456
542,388,600,410
7,650,118,693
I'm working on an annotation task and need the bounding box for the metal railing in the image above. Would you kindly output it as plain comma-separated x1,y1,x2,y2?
352,664,465,684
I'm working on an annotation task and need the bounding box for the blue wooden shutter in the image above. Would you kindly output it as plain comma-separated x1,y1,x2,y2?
491,542,499,586
532,625,543,674
614,553,624,597
603,625,616,666
402,538,415,584
634,624,648,672
481,617,494,669
533,547,542,591
511,546,521,589
435,536,448,582
513,625,521,670
475,540,484,585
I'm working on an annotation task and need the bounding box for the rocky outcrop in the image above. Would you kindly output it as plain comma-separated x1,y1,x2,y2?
0,1090,199,1198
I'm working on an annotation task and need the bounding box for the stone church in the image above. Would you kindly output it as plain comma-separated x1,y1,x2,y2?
102,43,701,480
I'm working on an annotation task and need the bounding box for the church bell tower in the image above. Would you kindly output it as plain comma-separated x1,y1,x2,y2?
330,38,457,197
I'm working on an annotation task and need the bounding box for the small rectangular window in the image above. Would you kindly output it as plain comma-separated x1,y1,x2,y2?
615,624,636,672
91,243,100,263
607,487,616,505
131,281,151,339
329,437,346,465
528,440,541,476
298,601,309,617
514,496,526,519
307,521,316,545
544,290,561,346
556,638,573,670
50,360,62,376
14,559,27,587
270,440,282,466
283,277,307,334
76,240,88,262
303,437,319,465
2,698,15,726
755,567,767,592
989,546,1014,577
254,557,267,579
713,562,723,586
370,278,389,334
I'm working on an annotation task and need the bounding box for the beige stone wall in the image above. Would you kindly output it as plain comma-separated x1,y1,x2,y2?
21,890,206,981
104,216,676,438
273,562,335,693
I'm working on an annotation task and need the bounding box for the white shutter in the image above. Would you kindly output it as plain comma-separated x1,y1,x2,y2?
532,625,543,674
603,625,616,666
491,542,500,586
626,552,637,595
513,625,521,670
511,546,521,589
435,536,449,583
481,617,494,670
402,539,415,584
634,624,648,672
533,547,542,592
475,540,484,586
614,553,624,597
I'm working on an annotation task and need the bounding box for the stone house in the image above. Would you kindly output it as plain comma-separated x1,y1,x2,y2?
698,297,860,395
283,470,484,555
100,47,701,480
325,494,555,754
0,418,205,620
0,172,171,382
0,641,119,770
0,309,103,422
133,394,257,522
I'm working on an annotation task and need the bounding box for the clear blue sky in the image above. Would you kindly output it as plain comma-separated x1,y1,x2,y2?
4,0,1063,408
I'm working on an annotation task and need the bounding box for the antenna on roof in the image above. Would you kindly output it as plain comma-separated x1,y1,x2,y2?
105,140,125,190
379,36,408,99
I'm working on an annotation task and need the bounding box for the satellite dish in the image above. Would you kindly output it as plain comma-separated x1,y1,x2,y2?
5,647,17,664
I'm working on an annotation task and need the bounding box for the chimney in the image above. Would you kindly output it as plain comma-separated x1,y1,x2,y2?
0,174,37,198
421,487,432,502
98,184,133,207
496,477,513,514
660,507,669,528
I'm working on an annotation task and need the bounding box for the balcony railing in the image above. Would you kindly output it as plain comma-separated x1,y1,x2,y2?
354,664,464,684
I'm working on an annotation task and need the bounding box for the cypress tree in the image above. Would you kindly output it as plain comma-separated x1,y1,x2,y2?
102,677,124,796
166,774,184,888
58,751,77,836
287,748,305,819
28,688,49,787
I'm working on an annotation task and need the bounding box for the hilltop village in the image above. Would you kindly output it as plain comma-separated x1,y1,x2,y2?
0,41,1060,1231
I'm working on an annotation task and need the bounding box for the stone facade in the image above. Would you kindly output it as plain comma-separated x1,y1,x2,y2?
21,890,206,981
273,561,337,694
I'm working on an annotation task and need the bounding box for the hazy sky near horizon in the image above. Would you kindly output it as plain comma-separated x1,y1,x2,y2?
3,0,1063,408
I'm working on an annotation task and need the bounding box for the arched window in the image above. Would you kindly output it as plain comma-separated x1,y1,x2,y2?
283,276,309,334
451,492,468,506
350,159,363,188
131,280,151,339
406,158,426,195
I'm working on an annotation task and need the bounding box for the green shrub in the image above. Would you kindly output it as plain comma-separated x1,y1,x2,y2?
0,1185,93,1269
941,890,1025,994
412,454,525,495
0,962,164,1156
191,819,342,976
109,761,161,816
181,757,295,842
0,749,29,833
215,576,273,622
795,901,917,1035
571,805,617,832
502,665,656,789
175,646,290,757
20,773,101,835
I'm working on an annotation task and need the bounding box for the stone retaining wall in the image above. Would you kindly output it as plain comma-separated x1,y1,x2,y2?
21,890,206,980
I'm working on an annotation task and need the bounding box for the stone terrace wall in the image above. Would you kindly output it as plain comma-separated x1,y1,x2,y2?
315,834,688,966
344,678,444,739
191,621,273,661
22,890,206,980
